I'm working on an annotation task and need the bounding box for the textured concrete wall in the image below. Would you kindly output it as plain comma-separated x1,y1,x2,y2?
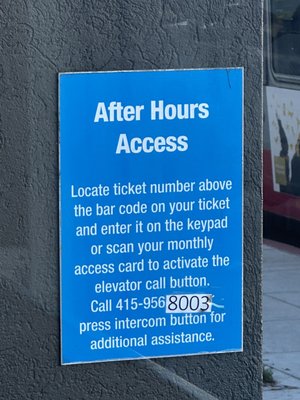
0,1,262,399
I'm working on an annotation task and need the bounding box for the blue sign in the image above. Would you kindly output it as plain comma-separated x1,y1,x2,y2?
59,68,243,364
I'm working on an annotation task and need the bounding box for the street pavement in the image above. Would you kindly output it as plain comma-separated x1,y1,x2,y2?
263,240,300,399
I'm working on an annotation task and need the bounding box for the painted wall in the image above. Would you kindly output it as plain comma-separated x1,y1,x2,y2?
0,1,262,399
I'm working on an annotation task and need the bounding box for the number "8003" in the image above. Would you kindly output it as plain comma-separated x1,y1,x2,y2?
166,294,212,313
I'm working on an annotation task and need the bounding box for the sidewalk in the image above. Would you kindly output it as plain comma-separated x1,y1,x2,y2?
263,241,300,399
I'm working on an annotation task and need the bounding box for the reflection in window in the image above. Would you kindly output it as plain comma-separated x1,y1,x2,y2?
271,0,300,76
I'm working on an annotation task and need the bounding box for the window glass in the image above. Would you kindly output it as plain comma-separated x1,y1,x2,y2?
271,0,300,76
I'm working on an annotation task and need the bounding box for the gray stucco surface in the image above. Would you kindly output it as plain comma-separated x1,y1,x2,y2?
0,1,262,399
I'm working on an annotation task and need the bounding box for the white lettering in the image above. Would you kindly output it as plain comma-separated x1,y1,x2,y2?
94,102,144,123
151,100,209,120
